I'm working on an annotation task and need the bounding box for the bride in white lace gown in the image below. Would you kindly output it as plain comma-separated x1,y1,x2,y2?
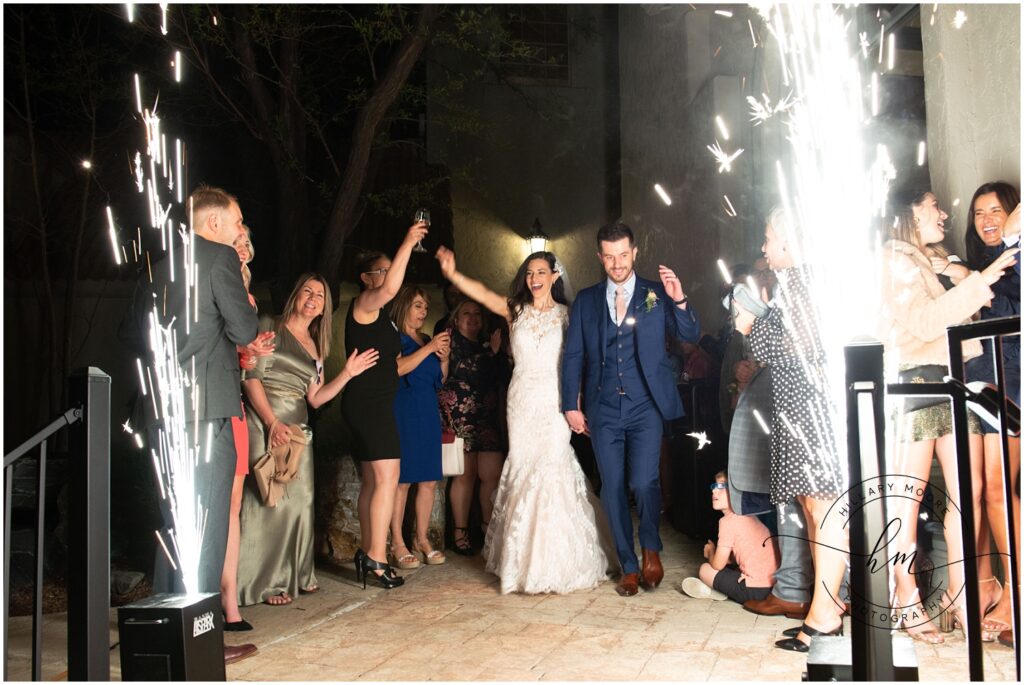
436,248,614,594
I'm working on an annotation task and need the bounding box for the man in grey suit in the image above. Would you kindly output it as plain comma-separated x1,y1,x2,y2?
138,185,269,601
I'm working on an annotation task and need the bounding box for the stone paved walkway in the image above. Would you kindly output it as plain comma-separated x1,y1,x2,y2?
6,522,1018,681
222,524,1017,682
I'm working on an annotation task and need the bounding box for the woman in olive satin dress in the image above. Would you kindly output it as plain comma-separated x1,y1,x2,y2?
236,273,378,606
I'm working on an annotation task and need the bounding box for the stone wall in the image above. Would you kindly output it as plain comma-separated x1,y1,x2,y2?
921,4,1021,253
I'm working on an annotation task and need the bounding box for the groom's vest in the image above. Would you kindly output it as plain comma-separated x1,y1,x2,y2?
601,315,652,404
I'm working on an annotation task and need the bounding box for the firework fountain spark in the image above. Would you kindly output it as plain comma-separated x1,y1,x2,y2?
106,6,207,594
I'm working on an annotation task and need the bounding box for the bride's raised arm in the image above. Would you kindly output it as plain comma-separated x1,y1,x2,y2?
436,246,511,322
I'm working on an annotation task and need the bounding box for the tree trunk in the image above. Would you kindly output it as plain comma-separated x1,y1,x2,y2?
317,5,441,285
231,7,311,287
18,12,60,420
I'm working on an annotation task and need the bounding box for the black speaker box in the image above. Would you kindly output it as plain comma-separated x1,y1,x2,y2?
117,593,225,681
804,635,919,681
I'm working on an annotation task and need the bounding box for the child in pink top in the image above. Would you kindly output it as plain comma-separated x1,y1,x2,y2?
681,470,780,603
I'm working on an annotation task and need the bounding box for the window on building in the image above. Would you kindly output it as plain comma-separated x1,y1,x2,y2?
501,5,570,85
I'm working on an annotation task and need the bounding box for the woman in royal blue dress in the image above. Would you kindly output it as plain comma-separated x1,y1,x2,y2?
389,286,451,568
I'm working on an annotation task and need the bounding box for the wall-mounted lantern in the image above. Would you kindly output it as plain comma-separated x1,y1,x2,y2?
526,218,549,254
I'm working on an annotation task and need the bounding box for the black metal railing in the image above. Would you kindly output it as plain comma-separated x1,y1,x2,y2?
3,368,111,681
845,315,1020,681
946,315,1020,682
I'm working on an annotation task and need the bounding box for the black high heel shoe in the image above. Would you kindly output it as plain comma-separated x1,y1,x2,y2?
223,612,253,632
452,527,474,556
354,548,366,584
775,621,843,652
361,554,405,590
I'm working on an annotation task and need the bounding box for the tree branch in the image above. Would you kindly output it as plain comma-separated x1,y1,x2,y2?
318,4,441,279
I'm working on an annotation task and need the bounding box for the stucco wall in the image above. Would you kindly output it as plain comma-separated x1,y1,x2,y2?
426,6,614,298
922,4,1021,251
617,5,757,334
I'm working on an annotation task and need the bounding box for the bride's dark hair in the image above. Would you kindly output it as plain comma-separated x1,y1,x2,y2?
507,252,567,324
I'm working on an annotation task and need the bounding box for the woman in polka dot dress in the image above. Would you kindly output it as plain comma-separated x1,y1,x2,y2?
743,208,846,653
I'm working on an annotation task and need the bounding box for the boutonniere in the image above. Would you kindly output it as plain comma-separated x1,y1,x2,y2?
643,289,659,313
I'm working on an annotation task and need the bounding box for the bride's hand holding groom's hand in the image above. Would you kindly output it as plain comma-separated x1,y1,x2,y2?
565,409,589,436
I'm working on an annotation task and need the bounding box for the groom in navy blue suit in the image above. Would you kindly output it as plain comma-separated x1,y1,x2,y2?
561,222,700,596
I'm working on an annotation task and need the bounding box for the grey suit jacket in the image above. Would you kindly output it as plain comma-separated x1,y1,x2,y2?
137,233,258,422
727,364,773,515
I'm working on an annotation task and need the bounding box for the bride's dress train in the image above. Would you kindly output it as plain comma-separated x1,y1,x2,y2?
482,304,614,594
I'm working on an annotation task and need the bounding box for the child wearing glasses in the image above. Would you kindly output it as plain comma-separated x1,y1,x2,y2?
681,470,779,603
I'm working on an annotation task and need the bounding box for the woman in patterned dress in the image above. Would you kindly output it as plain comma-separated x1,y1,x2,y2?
437,298,508,554
745,209,847,652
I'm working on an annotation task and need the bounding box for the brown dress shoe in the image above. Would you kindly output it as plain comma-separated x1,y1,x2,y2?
639,549,664,590
616,573,640,596
743,593,809,619
224,643,258,665
998,629,1014,649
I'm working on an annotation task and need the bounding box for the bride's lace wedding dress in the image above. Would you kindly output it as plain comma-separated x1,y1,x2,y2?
482,304,614,594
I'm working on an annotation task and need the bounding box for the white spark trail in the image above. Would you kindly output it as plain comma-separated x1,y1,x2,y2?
706,141,744,173
751,3,893,506
106,206,121,265
715,115,730,141
117,14,208,594
723,194,737,217
716,259,733,285
653,183,672,206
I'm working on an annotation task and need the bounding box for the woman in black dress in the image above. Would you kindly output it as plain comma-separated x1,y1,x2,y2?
342,221,428,588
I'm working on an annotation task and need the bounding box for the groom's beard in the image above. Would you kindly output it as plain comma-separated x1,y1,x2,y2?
606,267,634,285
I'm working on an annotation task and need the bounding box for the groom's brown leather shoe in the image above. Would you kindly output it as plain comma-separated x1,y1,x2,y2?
639,549,663,590
743,593,809,619
224,643,258,665
615,573,640,596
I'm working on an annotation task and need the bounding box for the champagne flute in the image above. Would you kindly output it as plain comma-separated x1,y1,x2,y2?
412,208,430,253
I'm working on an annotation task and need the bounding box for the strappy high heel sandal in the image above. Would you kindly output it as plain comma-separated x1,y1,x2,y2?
896,606,944,644
390,545,422,570
775,621,843,652
980,578,1010,633
892,587,944,644
452,527,474,556
361,554,405,590
412,539,446,565
940,590,995,641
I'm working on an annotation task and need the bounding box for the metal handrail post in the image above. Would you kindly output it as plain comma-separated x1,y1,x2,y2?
844,340,895,681
950,383,984,680
67,368,111,681
991,336,1021,679
3,467,12,681
32,441,47,682
947,317,1021,679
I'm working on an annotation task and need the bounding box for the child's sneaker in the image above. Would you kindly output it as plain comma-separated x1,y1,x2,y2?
681,577,727,600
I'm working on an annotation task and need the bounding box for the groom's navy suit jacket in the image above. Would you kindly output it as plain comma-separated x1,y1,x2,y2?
561,275,701,421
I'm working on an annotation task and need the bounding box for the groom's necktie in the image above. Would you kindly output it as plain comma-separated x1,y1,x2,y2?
615,285,626,325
